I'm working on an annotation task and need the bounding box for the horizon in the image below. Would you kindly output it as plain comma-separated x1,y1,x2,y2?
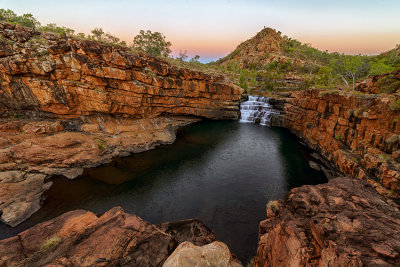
1,0,400,63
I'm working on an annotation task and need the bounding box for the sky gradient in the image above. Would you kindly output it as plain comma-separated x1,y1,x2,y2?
1,0,400,62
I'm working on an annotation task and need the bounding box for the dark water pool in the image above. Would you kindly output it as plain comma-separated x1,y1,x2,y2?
0,121,327,262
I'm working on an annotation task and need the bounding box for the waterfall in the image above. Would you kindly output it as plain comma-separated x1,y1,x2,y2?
240,95,280,126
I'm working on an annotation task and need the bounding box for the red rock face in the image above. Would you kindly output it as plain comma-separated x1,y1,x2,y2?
0,22,243,120
254,177,400,267
276,89,400,195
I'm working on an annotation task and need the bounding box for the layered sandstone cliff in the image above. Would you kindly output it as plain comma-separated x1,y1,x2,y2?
270,89,400,197
254,177,400,267
0,22,243,227
0,22,242,119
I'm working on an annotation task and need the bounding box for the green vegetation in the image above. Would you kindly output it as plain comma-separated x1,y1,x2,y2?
132,30,171,57
376,74,400,93
39,23,75,37
0,9,39,28
96,139,109,151
335,134,343,140
389,97,400,111
214,28,400,93
40,235,61,251
354,106,368,117
238,72,249,91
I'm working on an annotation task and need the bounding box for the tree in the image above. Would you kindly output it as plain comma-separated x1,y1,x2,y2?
90,28,105,41
330,56,368,89
190,55,200,63
0,9,39,28
239,71,249,91
39,23,75,37
132,30,171,57
367,58,395,76
177,50,188,61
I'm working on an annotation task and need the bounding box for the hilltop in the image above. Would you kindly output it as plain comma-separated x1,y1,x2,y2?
214,27,400,94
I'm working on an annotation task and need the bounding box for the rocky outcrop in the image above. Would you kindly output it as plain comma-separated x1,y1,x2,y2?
254,177,400,267
356,70,400,94
0,206,224,267
0,22,242,120
0,21,243,227
0,116,197,227
217,28,284,68
270,89,400,196
163,241,242,267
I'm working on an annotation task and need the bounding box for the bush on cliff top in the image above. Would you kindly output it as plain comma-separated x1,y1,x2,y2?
132,30,172,58
0,9,39,28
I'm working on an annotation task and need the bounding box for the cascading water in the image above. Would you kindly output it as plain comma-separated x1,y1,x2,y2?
240,95,280,126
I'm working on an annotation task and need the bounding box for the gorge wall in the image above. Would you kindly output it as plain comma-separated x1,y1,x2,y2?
0,22,243,227
270,87,400,197
0,22,242,120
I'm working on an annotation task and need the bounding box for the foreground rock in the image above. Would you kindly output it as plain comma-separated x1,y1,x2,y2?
0,21,243,226
0,207,234,267
254,177,400,267
163,241,242,267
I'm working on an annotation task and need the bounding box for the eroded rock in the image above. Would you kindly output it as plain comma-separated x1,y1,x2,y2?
163,241,242,267
254,177,400,267
0,207,223,267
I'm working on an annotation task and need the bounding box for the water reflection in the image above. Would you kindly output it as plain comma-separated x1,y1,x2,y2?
0,121,327,262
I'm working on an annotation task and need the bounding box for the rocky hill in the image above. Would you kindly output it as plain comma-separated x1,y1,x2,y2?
217,27,284,69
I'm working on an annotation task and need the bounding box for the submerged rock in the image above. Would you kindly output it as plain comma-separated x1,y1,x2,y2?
254,177,400,267
0,207,228,267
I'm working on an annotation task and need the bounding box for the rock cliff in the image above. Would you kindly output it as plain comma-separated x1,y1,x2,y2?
254,177,400,267
0,206,242,267
270,89,400,197
0,22,242,120
0,21,243,227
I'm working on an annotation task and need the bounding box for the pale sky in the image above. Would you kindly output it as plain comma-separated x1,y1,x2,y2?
1,0,400,62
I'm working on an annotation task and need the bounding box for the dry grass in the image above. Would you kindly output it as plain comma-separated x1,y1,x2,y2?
40,235,61,251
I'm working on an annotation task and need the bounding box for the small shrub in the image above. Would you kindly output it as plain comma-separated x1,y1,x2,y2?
354,106,367,117
96,139,108,151
378,153,391,162
389,98,400,111
13,113,22,118
385,135,399,145
377,74,400,94
335,134,343,140
239,72,249,90
318,89,340,97
267,200,279,212
40,235,61,251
